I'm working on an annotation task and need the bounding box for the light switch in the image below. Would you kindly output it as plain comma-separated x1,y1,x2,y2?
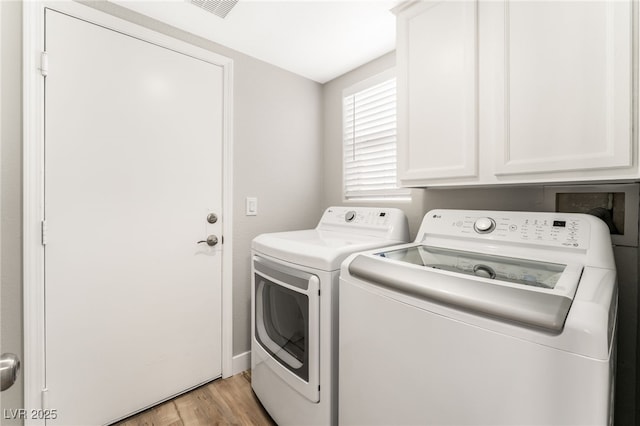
246,197,258,216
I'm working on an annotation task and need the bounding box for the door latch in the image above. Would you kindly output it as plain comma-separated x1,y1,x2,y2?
0,353,20,392
197,235,219,247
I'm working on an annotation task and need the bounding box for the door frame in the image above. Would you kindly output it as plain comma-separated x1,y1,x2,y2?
23,1,234,422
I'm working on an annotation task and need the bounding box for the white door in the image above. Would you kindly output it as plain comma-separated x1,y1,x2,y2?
44,9,223,425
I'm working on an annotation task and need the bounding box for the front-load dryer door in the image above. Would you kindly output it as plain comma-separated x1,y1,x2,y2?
253,255,320,403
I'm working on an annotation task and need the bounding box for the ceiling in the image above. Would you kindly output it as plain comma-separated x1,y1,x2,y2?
111,0,398,83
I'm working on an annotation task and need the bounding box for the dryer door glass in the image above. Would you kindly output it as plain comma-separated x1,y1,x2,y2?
255,274,310,382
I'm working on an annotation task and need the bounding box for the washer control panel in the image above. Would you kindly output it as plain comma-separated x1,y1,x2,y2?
423,210,590,249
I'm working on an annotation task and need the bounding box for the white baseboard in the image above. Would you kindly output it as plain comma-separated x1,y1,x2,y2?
231,350,251,376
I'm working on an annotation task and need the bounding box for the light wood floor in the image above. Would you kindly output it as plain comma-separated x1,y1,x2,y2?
114,371,276,426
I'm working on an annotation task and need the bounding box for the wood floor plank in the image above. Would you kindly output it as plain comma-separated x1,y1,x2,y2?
209,376,273,426
155,402,183,426
117,400,184,426
174,384,227,425
113,372,275,426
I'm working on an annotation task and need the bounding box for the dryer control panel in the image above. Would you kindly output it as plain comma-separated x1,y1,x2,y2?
317,206,410,241
321,207,397,227
421,210,590,249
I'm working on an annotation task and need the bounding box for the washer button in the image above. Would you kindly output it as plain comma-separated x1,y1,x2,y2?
474,217,496,234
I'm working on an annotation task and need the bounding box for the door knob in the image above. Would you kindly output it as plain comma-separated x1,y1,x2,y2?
197,235,219,247
207,213,218,224
1,353,20,392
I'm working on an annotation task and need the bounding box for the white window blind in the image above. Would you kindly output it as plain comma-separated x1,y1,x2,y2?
343,75,409,201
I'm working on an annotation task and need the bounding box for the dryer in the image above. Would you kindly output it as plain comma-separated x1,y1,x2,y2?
251,206,409,425
339,209,617,425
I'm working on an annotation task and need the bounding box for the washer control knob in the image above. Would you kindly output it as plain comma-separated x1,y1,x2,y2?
474,217,496,234
345,211,356,223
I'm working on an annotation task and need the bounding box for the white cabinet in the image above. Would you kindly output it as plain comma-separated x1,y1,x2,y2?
396,1,478,184
396,0,635,187
491,1,632,177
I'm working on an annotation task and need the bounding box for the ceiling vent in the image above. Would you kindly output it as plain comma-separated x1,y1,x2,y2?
188,0,239,19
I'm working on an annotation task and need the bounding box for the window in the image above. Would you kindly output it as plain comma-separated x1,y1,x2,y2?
343,71,410,201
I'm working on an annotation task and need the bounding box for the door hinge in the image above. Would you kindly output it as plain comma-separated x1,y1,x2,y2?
41,220,48,246
41,387,49,410
40,51,48,77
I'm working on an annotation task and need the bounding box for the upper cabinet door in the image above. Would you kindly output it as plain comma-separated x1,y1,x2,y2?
492,0,633,176
396,1,478,185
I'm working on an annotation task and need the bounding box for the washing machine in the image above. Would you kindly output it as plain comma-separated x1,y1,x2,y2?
251,206,409,425
339,209,617,426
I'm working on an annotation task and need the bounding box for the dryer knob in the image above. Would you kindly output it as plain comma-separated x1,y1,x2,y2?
345,211,357,223
474,217,496,234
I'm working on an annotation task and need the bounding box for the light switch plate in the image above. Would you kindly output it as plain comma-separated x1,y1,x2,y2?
246,197,258,216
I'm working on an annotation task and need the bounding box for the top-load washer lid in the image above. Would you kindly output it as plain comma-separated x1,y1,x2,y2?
252,206,410,271
348,244,584,333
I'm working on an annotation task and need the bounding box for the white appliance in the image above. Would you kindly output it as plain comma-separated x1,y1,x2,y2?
339,209,618,426
251,206,409,425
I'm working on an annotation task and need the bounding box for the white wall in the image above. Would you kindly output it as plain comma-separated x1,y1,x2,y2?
231,53,324,355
